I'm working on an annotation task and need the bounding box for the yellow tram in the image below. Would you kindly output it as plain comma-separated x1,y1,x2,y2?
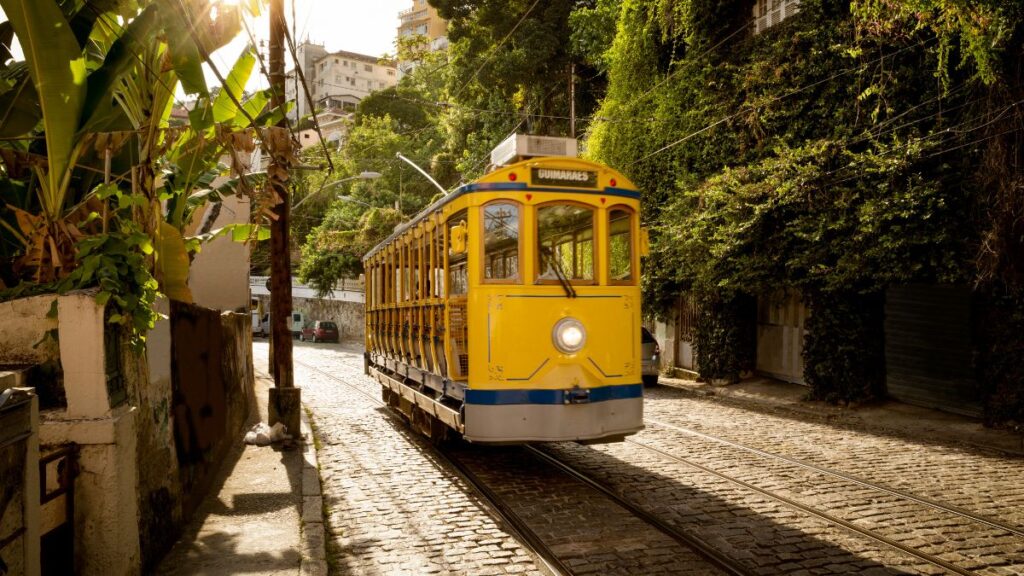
363,156,646,443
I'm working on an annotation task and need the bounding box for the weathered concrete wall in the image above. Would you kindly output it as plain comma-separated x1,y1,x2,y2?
0,293,255,573
221,311,257,437
256,295,365,340
0,295,63,408
170,302,254,519
0,295,58,366
38,291,142,575
137,298,182,570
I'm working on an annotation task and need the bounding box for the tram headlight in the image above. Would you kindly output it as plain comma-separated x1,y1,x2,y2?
552,317,586,354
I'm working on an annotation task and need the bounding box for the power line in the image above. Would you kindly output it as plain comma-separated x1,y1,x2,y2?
630,35,941,166
450,0,542,102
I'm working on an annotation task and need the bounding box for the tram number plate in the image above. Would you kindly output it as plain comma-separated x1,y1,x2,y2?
532,168,598,189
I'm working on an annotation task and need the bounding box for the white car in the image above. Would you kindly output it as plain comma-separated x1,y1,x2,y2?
641,327,661,385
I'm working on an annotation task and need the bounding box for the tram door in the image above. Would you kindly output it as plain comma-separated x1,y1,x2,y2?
446,210,469,380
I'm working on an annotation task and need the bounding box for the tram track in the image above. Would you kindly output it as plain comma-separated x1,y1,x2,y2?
618,436,982,576
294,352,1013,575
645,417,1024,539
292,358,573,575
294,357,752,575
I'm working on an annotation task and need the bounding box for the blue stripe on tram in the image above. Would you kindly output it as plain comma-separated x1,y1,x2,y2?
465,383,643,406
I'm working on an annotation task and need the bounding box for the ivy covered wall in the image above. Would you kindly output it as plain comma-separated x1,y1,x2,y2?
585,0,1024,419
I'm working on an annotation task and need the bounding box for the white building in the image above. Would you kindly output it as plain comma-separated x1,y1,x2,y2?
397,0,449,74
285,43,398,122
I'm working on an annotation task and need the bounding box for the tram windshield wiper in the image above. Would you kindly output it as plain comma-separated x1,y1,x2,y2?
540,245,576,299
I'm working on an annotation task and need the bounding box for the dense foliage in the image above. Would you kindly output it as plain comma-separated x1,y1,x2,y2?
293,0,1022,419
586,0,1023,413
0,0,276,346
296,39,454,295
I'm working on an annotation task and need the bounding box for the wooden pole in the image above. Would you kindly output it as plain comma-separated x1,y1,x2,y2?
267,0,301,433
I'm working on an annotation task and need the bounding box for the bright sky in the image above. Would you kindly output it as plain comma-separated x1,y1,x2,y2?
207,0,409,95
0,0,410,99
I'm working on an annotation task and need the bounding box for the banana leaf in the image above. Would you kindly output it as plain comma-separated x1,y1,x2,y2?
213,44,255,124
155,220,193,303
79,2,161,135
0,0,87,219
0,64,41,137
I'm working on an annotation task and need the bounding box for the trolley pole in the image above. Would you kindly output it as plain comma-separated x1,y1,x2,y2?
267,0,301,435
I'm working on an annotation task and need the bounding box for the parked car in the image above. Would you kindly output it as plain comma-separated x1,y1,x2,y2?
256,312,305,338
641,327,661,386
300,320,339,343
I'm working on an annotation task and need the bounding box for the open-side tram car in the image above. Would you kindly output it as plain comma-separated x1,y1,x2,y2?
363,155,647,443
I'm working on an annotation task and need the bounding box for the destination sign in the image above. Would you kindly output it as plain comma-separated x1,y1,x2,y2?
531,168,599,188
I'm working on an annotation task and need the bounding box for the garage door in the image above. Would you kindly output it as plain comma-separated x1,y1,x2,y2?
884,285,982,417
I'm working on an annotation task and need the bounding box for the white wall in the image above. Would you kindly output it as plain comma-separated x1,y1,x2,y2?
187,193,252,313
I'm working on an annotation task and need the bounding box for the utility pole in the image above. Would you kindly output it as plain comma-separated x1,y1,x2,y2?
267,0,300,435
569,63,576,139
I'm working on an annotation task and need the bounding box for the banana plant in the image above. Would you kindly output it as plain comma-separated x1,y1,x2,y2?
0,0,255,293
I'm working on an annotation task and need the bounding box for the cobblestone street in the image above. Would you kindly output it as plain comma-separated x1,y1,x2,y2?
255,341,1024,576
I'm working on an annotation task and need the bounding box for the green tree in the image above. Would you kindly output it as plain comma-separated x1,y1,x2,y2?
587,0,1023,405
295,41,453,294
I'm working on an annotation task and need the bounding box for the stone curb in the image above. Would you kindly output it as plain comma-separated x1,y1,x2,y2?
299,405,328,576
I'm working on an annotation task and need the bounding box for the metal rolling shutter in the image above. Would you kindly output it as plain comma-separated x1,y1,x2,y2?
884,285,982,417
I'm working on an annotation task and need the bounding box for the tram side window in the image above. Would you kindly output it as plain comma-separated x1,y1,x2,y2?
537,204,594,282
483,202,520,281
448,211,468,296
609,208,634,283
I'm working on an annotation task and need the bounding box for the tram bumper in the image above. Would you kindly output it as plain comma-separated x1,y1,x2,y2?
461,384,644,443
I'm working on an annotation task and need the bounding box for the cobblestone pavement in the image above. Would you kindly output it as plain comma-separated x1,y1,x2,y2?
449,443,727,575
255,343,544,576
261,342,1024,575
641,385,1024,574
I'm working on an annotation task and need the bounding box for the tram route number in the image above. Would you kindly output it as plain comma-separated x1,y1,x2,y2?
531,168,598,189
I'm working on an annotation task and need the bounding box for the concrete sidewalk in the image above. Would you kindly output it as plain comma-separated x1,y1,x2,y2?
657,373,1024,456
155,374,327,575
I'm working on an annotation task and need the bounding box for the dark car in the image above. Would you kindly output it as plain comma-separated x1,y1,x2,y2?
641,327,661,385
300,320,339,343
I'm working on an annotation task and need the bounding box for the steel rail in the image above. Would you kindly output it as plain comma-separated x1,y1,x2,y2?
625,437,980,576
525,446,752,576
436,447,576,576
646,417,1024,539
292,357,573,576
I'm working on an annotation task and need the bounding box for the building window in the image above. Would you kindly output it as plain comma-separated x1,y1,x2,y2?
387,70,395,76
753,0,800,34
364,64,373,72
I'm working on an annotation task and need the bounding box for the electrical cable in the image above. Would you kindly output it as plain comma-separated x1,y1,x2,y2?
629,35,941,166
450,0,542,102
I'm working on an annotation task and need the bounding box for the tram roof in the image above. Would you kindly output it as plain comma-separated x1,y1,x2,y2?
362,156,639,261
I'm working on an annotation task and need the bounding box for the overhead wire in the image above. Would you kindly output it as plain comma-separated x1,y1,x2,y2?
280,9,334,173
449,0,542,102
629,35,942,166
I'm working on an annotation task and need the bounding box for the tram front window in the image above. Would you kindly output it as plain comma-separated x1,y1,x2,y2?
537,204,594,282
483,202,520,281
